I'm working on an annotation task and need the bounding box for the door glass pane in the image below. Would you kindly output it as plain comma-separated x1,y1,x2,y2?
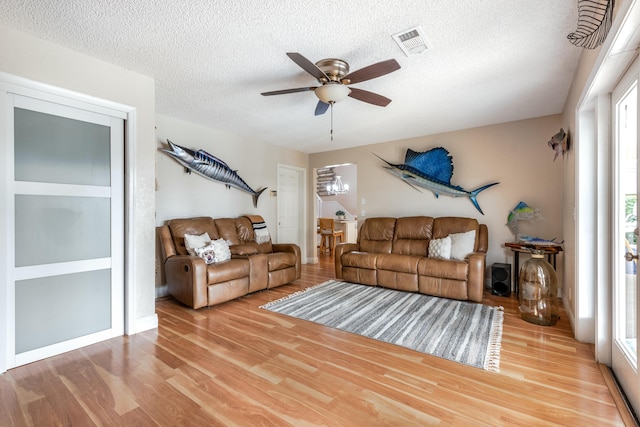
619,84,638,365
15,269,111,353
14,108,111,186
15,195,111,267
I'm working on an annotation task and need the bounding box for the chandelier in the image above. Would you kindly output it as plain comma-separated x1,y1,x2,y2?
326,175,349,195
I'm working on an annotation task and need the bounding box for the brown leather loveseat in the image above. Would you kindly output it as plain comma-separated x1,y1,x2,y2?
158,215,301,309
335,216,488,302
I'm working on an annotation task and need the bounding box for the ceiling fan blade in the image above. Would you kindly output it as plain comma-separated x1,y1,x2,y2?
261,87,317,96
287,52,329,81
314,101,330,116
343,59,401,85
348,87,392,107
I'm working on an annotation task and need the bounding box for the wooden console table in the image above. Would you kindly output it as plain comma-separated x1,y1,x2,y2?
504,242,563,298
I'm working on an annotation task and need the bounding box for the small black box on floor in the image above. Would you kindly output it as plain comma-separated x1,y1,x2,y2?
491,263,511,297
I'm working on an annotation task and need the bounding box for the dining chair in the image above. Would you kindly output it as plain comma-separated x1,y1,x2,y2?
318,218,344,256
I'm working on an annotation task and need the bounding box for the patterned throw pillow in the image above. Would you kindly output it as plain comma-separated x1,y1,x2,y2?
428,236,452,259
184,232,211,256
449,230,476,260
211,238,232,263
194,243,216,264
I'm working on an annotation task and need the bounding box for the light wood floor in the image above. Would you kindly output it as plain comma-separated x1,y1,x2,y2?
0,257,633,426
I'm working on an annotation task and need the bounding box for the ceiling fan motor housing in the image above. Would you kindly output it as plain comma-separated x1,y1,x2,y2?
315,58,350,83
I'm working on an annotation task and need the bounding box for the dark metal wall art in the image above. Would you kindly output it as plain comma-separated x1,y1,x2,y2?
567,0,615,49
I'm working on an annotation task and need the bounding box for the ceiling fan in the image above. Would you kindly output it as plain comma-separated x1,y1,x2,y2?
261,52,401,116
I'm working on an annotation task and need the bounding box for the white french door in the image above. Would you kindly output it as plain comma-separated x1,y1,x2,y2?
2,88,125,370
612,56,640,413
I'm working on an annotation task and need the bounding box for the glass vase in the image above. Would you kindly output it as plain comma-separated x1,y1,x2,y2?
518,251,559,326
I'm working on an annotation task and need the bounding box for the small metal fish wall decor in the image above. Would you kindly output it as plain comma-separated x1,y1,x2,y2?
162,140,267,208
547,128,570,161
374,147,499,215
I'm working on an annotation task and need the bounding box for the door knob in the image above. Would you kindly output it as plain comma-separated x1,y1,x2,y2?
625,252,638,262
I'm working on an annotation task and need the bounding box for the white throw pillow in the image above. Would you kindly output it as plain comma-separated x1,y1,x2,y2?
449,230,476,260
184,232,211,256
194,243,216,265
428,236,452,259
211,238,232,263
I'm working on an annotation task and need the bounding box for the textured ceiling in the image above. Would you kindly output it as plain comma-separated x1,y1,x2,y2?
0,0,582,153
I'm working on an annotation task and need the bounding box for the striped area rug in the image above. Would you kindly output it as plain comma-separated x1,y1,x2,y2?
261,280,503,372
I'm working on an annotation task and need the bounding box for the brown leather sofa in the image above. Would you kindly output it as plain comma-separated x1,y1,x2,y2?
334,216,488,302
158,215,301,309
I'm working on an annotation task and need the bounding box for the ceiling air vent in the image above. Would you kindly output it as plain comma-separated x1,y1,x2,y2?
392,25,430,56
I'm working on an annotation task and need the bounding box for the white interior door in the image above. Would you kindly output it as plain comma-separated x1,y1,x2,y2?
2,92,124,369
277,164,305,252
612,56,640,414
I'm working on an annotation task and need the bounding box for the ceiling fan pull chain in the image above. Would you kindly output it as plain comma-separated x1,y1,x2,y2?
330,102,334,141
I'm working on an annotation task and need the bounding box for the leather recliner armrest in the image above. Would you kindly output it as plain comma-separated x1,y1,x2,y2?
158,225,177,262
467,252,486,302
272,243,299,254
334,243,359,279
477,224,489,253
272,243,302,279
164,255,209,309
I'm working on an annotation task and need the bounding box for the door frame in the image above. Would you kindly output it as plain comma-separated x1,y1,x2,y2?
276,163,307,262
0,72,138,374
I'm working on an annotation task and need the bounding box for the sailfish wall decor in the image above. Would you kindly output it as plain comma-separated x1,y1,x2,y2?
374,147,499,215
162,140,267,208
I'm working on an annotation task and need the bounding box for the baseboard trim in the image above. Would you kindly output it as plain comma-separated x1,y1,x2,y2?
599,363,639,426
155,284,170,298
134,313,158,334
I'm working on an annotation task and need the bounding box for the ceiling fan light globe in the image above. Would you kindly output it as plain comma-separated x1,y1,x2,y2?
315,83,350,104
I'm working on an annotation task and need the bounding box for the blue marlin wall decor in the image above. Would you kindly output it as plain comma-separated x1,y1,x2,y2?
374,147,499,215
162,140,267,208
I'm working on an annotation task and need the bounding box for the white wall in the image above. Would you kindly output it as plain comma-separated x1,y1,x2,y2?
310,115,565,284
0,25,157,330
154,114,308,293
